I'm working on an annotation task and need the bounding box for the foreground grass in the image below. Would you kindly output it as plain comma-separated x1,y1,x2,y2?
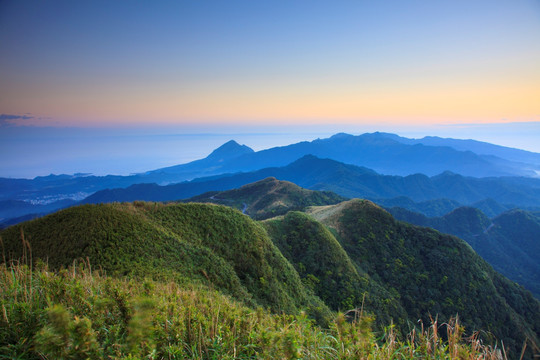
1,262,505,359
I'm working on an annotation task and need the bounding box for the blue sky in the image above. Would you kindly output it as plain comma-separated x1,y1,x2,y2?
0,0,539,177
1,0,539,125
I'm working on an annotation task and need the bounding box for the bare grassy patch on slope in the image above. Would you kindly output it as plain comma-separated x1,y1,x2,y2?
307,199,385,232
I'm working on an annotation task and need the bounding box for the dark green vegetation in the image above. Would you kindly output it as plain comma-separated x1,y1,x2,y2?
305,200,540,357
188,177,346,220
264,211,405,331
0,203,329,321
2,200,539,359
264,211,371,312
389,206,540,299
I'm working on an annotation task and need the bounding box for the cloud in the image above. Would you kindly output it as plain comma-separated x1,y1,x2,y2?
0,113,36,126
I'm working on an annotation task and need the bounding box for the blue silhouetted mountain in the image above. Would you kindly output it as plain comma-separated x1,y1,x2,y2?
144,140,254,181
81,155,540,210
378,132,540,168
140,132,540,181
0,140,255,220
3,132,540,224
206,140,255,161
154,139,254,170
375,196,513,221
372,197,463,217
207,132,538,178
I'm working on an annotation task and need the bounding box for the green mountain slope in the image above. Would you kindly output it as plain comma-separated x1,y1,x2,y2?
264,211,408,330
307,200,540,356
188,177,346,220
264,211,369,311
0,202,330,321
2,198,539,358
388,206,540,299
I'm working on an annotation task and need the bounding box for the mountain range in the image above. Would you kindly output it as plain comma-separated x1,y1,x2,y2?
2,194,539,358
146,132,540,179
2,131,540,355
2,132,540,226
77,155,540,215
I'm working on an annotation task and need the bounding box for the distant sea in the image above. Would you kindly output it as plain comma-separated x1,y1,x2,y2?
2,122,539,179
0,129,335,178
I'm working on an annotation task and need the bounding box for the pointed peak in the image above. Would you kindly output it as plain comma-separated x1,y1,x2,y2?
206,140,254,161
222,139,241,146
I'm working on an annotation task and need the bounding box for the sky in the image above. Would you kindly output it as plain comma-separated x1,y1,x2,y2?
1,0,540,177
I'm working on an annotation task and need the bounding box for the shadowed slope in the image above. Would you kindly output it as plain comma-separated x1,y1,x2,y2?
388,206,540,298
308,199,540,357
264,211,407,330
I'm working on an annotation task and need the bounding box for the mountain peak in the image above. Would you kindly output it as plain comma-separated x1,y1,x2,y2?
329,132,353,139
206,140,254,161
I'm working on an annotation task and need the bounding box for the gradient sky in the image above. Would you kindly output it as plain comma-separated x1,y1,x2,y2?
1,0,539,127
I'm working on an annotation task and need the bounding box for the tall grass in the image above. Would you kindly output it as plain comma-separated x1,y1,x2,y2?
0,260,509,360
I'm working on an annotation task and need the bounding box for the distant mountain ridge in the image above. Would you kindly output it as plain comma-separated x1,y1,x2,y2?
372,196,487,218
382,133,540,167
206,140,255,161
2,132,540,225
81,155,540,210
148,140,254,178
153,132,539,178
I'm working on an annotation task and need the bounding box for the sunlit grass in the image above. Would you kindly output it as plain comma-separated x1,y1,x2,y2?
0,261,506,359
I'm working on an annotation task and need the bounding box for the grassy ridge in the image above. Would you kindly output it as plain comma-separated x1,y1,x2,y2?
264,211,369,311
0,202,330,321
1,262,507,359
141,202,330,321
1,200,539,358
188,177,346,220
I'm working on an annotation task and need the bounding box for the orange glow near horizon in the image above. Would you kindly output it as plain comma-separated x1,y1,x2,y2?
1,1,539,129
3,74,538,127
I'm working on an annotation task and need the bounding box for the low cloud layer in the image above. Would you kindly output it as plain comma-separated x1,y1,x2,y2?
0,113,35,126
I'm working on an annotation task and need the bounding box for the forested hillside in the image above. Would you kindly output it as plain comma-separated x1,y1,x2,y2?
389,206,540,298
2,200,539,358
